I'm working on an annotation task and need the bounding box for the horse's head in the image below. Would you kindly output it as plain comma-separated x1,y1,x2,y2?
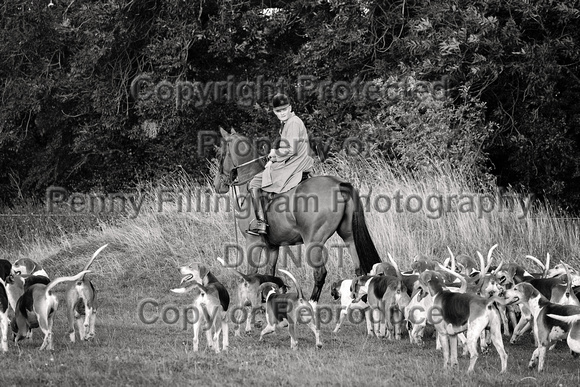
214,127,265,193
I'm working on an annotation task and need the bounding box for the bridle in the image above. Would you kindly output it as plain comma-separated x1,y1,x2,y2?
218,139,267,187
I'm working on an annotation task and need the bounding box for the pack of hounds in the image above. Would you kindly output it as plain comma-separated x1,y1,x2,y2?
4,243,580,374
171,245,580,374
0,244,107,352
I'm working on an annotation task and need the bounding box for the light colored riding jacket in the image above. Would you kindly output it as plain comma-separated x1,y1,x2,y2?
262,113,314,194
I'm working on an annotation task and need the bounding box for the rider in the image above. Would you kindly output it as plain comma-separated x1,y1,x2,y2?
246,93,315,235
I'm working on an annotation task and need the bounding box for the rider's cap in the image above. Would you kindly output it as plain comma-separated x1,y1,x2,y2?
272,93,291,110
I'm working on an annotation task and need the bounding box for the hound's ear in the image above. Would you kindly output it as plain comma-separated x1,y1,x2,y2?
417,288,427,302
230,127,237,134
219,127,230,139
198,265,209,279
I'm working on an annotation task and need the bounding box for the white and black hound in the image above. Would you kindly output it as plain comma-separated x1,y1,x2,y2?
259,269,322,350
420,265,508,373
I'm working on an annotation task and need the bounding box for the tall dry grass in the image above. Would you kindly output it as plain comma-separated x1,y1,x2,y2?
1,155,579,289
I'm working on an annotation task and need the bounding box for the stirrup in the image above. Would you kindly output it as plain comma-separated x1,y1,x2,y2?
247,219,267,236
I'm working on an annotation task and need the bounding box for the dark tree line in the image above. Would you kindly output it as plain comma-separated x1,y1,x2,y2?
1,0,579,211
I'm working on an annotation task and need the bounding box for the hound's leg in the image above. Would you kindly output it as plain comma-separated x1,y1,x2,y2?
244,304,253,334
192,319,201,352
439,333,451,368
449,334,459,368
210,318,222,353
457,332,468,356
288,322,298,350
307,320,323,349
537,345,548,372
384,308,393,340
479,329,489,353
0,311,7,352
333,307,348,333
528,347,540,369
38,313,54,351
87,308,97,340
259,321,276,341
496,304,510,337
364,309,374,336
393,309,404,340
489,319,508,373
508,304,519,331
363,306,373,335
82,303,93,340
510,315,531,344
68,301,78,343
222,315,229,351
467,320,488,372
75,314,85,342
371,308,382,338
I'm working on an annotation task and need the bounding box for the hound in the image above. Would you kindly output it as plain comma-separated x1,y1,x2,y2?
216,257,288,336
420,266,508,373
11,258,50,278
172,263,229,352
411,256,437,274
404,258,468,347
6,258,50,313
510,261,580,344
455,254,479,277
330,277,372,335
171,280,228,353
504,281,580,371
65,244,108,342
11,270,92,350
351,254,410,340
546,263,580,287
369,262,398,277
259,269,322,350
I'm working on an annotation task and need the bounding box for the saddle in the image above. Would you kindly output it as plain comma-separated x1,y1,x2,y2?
261,172,312,213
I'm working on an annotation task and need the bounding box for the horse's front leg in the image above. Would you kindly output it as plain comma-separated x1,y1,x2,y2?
264,247,279,276
246,238,266,274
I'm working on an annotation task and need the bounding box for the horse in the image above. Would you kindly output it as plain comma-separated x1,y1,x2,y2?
213,127,383,303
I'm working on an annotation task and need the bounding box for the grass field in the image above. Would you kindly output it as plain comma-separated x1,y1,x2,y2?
1,157,580,386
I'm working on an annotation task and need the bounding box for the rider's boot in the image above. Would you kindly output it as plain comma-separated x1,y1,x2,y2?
247,188,267,235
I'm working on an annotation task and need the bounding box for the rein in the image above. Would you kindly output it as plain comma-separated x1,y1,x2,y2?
233,155,268,170
218,141,267,268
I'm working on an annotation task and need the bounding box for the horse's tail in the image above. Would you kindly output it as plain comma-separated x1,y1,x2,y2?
340,182,382,275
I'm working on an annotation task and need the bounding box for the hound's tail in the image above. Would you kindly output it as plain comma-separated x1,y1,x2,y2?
279,269,304,301
79,244,108,281
46,270,92,295
217,256,251,283
547,313,580,324
437,263,468,293
340,182,382,275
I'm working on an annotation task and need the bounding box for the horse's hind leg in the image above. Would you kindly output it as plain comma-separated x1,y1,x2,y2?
310,265,327,303
337,221,363,276
304,240,328,302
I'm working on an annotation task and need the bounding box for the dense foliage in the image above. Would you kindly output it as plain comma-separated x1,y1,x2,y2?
1,0,579,210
